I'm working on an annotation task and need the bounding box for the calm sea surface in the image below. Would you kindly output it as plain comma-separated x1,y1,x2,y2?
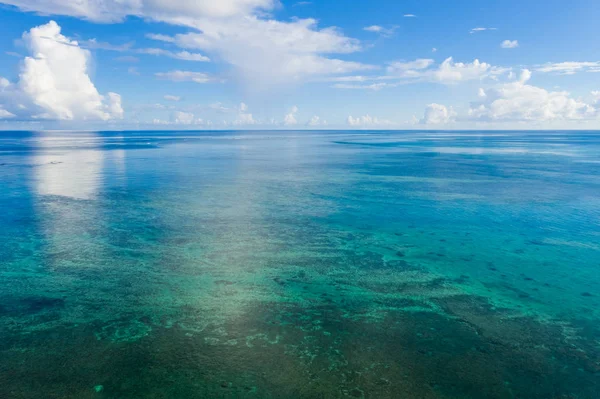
0,130,599,398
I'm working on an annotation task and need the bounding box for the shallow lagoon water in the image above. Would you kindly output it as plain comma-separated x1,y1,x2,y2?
0,130,599,398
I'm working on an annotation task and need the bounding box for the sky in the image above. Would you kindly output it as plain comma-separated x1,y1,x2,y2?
0,0,599,130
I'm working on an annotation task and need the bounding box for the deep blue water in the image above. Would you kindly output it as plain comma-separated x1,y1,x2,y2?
0,130,599,398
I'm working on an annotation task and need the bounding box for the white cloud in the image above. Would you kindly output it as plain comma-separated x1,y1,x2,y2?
592,91,600,104
420,103,456,125
0,0,277,23
307,115,326,126
0,21,123,121
363,25,397,38
231,102,255,125
501,40,519,49
234,113,256,125
403,14,416,18
432,48,437,53
387,57,507,84
536,61,600,75
364,25,383,33
468,70,598,122
171,111,195,124
0,108,16,118
470,27,497,34
138,48,210,62
332,82,392,90
148,17,373,88
284,105,299,125
155,70,215,83
79,38,133,51
387,58,435,75
332,57,508,90
164,95,181,101
347,114,392,126
432,58,505,83
1,1,372,90
127,66,140,75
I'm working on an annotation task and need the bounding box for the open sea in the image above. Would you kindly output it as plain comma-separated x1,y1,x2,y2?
0,130,599,398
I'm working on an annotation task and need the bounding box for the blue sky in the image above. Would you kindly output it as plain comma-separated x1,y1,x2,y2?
0,0,599,130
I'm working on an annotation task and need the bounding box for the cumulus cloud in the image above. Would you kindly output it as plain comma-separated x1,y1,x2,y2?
347,115,392,127
536,61,600,75
307,115,326,126
233,102,256,125
468,70,598,122
235,113,256,125
2,1,372,90
171,111,194,124
501,40,519,49
164,95,181,101
0,21,123,121
431,58,506,83
387,57,507,83
420,103,456,125
334,57,508,88
284,105,299,125
155,70,216,83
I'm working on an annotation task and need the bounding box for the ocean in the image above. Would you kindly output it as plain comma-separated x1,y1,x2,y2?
0,130,599,398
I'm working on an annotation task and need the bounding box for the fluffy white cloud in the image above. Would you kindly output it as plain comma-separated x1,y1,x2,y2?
0,21,123,121
403,14,416,17
2,1,371,90
420,103,456,125
338,57,508,88
347,114,392,126
155,70,215,83
469,70,598,122
232,102,255,125
307,115,326,126
234,113,256,125
501,40,519,49
592,91,600,104
171,111,195,124
536,61,600,75
432,58,506,83
284,105,299,125
164,95,181,101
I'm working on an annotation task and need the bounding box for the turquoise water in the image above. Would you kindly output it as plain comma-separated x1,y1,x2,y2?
0,130,599,398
